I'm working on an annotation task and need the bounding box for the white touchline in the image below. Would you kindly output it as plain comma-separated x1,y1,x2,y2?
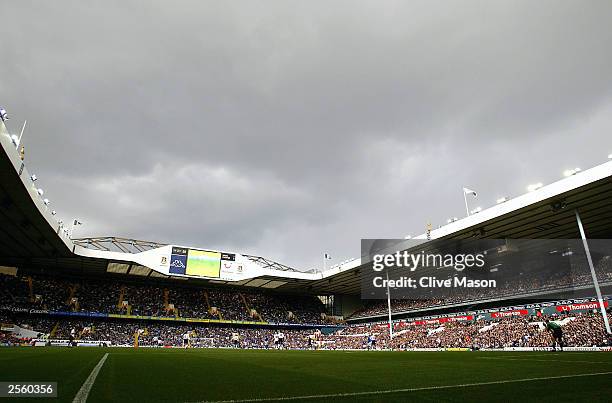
478,357,612,364
193,371,612,403
72,353,109,403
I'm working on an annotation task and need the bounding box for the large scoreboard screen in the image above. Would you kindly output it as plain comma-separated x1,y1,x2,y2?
186,250,221,277
169,247,225,278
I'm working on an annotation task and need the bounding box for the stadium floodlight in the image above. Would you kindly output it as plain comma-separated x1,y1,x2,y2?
51,210,56,215
71,219,83,237
608,153,612,159
446,217,459,224
527,182,543,192
9,121,27,148
43,198,50,206
37,188,44,196
563,168,581,177
496,197,508,204
404,235,412,239
322,252,332,272
470,207,482,214
462,187,477,216
30,174,37,182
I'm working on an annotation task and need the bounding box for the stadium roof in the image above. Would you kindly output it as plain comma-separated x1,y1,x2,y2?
72,236,302,272
299,159,612,295
1,119,612,295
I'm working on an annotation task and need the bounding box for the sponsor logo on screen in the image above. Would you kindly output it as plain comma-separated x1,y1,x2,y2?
172,247,188,256
169,254,187,274
221,253,235,261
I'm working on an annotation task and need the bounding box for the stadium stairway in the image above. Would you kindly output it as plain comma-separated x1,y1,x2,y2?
239,293,263,321
239,293,250,315
204,291,224,319
203,290,211,311
65,285,75,305
117,286,126,309
49,321,60,338
67,285,79,311
26,276,33,303
163,288,169,310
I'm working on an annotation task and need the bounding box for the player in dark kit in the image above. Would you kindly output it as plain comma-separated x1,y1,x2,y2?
545,319,563,351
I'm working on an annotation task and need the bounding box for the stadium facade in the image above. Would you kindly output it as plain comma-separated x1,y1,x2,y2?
1,111,611,349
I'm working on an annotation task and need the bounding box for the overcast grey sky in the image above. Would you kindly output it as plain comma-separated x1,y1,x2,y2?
1,1,611,269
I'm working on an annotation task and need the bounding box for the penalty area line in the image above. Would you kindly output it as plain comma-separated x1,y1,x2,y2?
72,352,109,403
194,371,612,403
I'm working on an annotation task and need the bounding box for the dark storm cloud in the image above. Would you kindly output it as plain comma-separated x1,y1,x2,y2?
1,0,611,269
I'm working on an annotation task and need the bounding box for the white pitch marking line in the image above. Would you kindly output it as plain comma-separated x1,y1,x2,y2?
478,357,612,364
72,352,109,403
193,371,612,403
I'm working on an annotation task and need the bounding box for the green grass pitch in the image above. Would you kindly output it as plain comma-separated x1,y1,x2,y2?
1,348,611,402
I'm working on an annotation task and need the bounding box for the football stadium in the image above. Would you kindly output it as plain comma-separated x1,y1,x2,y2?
2,3,612,402
1,109,612,402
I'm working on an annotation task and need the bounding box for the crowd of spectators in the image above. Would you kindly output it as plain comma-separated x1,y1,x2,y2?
1,313,316,348
77,279,122,313
207,289,250,321
0,274,70,311
2,264,611,349
2,309,610,350
330,312,611,350
351,257,612,319
3,255,609,324
168,288,214,319
0,312,56,346
0,274,326,325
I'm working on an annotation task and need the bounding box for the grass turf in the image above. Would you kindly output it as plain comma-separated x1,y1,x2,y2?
0,348,611,402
